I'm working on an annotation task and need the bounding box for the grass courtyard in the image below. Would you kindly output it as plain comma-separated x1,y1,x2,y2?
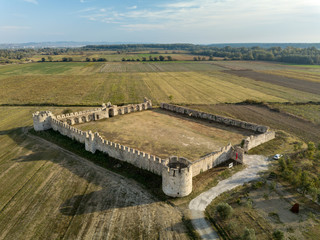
77,108,253,161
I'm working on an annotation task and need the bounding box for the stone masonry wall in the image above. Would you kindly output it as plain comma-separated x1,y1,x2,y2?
57,98,152,126
32,99,275,198
160,103,269,133
192,144,233,177
243,131,276,152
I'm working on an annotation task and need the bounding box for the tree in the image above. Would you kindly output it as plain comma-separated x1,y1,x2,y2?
62,57,68,62
86,57,91,62
193,57,198,61
153,56,158,61
272,230,284,240
68,57,73,62
92,58,97,62
215,202,233,220
47,56,53,62
159,55,165,61
41,57,46,62
167,56,172,61
242,228,256,240
149,56,153,61
97,58,107,62
307,141,316,159
121,58,125,61
142,57,147,61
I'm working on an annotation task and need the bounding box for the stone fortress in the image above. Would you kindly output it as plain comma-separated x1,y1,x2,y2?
33,98,275,197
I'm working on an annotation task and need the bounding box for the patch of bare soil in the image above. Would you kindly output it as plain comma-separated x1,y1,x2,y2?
250,183,317,240
225,70,320,95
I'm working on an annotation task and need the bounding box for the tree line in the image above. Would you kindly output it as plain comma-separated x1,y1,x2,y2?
1,44,320,65
191,46,320,65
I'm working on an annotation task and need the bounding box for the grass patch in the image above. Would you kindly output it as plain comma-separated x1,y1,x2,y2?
205,184,273,240
248,131,304,156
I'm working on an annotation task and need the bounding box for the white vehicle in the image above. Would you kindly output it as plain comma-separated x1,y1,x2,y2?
273,154,283,160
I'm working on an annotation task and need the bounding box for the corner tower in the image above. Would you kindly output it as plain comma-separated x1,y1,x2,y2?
162,157,193,197
32,111,53,131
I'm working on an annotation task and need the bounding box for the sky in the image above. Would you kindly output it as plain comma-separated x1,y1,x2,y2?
0,0,320,44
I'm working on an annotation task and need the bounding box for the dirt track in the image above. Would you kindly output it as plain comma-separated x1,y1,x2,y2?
225,70,320,95
189,155,269,239
192,104,320,142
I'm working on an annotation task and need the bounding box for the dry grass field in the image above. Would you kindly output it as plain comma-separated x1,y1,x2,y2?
1,60,320,239
0,107,189,240
78,108,252,160
1,61,320,106
269,103,320,125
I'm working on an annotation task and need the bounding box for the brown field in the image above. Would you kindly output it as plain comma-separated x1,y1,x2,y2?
189,104,320,143
225,70,320,95
77,108,252,161
0,107,189,240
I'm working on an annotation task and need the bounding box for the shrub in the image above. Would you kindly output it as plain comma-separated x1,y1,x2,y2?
242,227,256,240
215,202,233,220
272,230,284,240
62,109,72,114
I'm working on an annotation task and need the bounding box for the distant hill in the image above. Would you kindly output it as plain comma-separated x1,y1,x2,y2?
1,42,319,50
206,43,320,49
0,41,139,49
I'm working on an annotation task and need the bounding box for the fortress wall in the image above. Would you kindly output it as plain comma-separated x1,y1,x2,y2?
50,115,164,176
192,144,233,177
51,117,87,143
160,103,269,133
56,100,152,126
243,131,276,152
82,131,164,176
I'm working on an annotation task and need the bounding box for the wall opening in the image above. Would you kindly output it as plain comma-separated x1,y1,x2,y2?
109,109,114,117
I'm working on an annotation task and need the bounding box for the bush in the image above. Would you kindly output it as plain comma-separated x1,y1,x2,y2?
215,202,233,220
62,109,72,114
242,227,256,240
272,230,284,240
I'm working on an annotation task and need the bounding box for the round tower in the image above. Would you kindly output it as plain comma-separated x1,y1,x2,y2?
162,156,192,197
32,111,53,131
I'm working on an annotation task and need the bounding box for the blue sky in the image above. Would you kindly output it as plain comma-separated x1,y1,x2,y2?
0,0,320,44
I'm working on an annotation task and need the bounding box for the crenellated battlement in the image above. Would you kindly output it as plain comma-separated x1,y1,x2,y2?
162,156,193,197
160,103,269,133
32,98,274,198
32,111,53,131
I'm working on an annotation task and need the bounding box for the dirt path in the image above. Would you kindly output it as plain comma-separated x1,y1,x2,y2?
189,155,269,239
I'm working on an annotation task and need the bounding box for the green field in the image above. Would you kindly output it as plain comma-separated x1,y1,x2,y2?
270,103,320,125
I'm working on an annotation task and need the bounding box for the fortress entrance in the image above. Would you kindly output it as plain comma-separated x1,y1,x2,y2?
109,108,114,117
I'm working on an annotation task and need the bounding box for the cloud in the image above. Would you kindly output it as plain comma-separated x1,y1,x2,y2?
78,7,96,13
79,0,320,40
127,6,137,10
23,0,38,4
122,23,166,31
0,26,30,30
